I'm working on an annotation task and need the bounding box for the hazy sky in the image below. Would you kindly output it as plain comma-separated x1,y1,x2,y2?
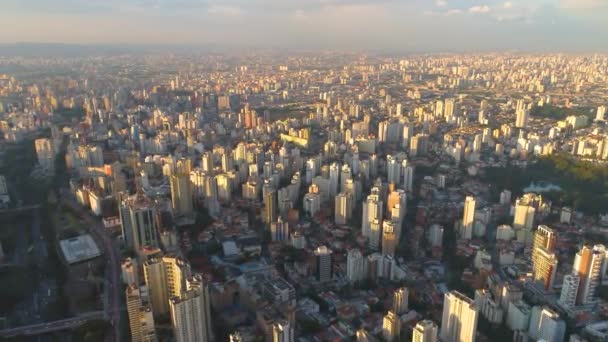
1,0,607,52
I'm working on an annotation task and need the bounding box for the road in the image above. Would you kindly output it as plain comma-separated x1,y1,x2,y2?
0,311,104,338
59,189,121,342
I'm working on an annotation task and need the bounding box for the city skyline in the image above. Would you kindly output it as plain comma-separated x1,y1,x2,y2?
1,0,607,52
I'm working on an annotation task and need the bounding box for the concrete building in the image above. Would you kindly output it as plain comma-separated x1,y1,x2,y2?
412,320,438,342
314,246,333,282
441,291,478,342
119,192,159,251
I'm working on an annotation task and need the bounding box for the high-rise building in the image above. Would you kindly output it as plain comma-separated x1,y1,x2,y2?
393,287,409,315
170,173,194,218
270,217,289,242
573,244,607,305
335,191,353,225
369,219,382,250
462,196,476,235
412,320,438,342
382,221,397,256
272,320,294,342
122,257,139,286
264,189,278,224
441,291,478,342
347,249,367,283
169,274,213,342
513,193,547,244
120,192,159,251
314,246,333,282
444,98,455,119
528,306,565,342
596,105,606,121
558,274,580,309
126,285,158,342
532,225,557,290
386,155,401,185
201,152,214,174
362,189,383,239
515,108,530,128
382,310,400,341
329,162,340,198
533,248,558,290
34,138,56,172
144,255,191,316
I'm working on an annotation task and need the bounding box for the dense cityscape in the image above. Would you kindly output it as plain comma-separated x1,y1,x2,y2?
0,51,607,342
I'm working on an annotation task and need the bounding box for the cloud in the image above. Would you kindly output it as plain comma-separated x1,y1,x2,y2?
435,0,447,7
469,5,491,13
424,8,461,16
503,2,512,9
559,0,606,9
207,5,242,16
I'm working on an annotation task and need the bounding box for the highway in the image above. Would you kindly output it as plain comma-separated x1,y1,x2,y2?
0,311,104,338
59,189,121,342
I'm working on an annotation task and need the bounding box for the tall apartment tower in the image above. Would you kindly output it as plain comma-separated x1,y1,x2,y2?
314,246,333,282
34,138,56,172
412,320,438,342
441,291,479,342
169,274,213,342
143,255,191,316
264,189,278,224
126,285,158,342
573,244,607,305
382,221,397,256
170,173,194,217
120,192,159,251
334,191,353,225
462,196,476,233
362,190,383,239
532,225,558,290
272,320,294,342
393,287,409,315
382,310,400,341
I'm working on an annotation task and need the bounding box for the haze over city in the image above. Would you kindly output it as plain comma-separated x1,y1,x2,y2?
2,1,608,342
1,0,608,51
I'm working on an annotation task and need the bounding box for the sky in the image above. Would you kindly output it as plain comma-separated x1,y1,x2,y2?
0,0,607,52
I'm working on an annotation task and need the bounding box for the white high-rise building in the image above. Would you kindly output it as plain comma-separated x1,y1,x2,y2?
329,162,340,197
335,192,353,225
558,274,580,309
444,99,455,119
122,257,139,286
347,249,367,283
506,300,531,331
403,166,414,192
35,138,56,172
126,285,157,342
441,291,478,342
144,256,191,316
596,105,606,121
270,217,289,242
369,219,382,250
412,320,438,342
169,274,213,342
120,193,159,251
528,306,565,342
382,310,400,341
314,246,332,282
462,196,476,234
362,189,383,238
393,287,409,315
272,320,294,342
386,155,401,185
573,244,607,305
515,107,529,128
